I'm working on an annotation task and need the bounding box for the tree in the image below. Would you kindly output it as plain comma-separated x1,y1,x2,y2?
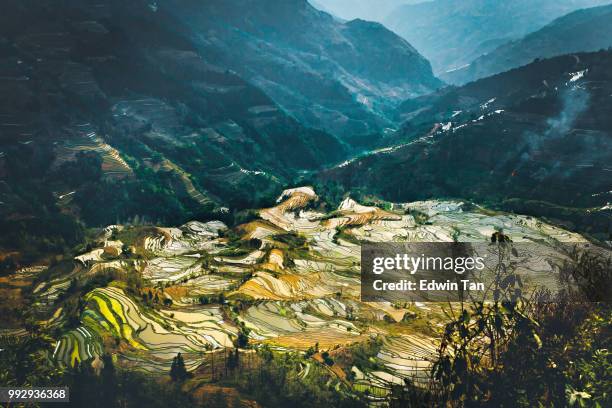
209,390,227,408
305,346,316,358
226,349,240,371
431,244,612,407
321,351,334,366
99,354,117,407
170,352,188,382
235,331,249,348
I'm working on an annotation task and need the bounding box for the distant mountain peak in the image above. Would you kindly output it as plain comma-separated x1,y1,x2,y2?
442,3,612,84
163,0,441,139
384,0,612,74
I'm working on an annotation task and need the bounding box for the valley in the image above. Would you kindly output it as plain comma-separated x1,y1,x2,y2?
0,1,610,407
324,50,612,241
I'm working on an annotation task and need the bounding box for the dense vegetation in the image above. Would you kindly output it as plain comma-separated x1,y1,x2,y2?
0,0,349,262
389,247,612,407
324,51,612,241
0,336,366,408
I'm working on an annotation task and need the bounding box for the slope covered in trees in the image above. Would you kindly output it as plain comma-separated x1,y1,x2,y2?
324,51,612,239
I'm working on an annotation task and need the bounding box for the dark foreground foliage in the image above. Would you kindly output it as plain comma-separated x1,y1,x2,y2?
389,245,611,407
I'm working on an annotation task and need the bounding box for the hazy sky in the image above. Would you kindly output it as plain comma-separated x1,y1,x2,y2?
309,0,426,22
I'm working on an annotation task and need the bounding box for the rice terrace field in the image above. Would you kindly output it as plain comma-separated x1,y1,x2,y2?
1,1,611,406
2,184,601,406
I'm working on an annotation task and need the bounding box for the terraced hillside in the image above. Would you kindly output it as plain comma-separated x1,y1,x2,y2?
326,50,612,240
0,0,350,261
7,186,595,403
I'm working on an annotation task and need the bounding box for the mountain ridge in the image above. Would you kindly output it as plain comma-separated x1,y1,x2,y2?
163,0,441,139
0,0,347,260
443,3,612,84
383,0,611,74
322,50,612,239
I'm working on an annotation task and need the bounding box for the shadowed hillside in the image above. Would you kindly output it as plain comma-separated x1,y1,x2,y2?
323,51,612,239
0,0,348,260
162,0,441,139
